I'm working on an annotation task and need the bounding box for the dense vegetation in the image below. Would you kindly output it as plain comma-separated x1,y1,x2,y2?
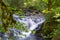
0,0,60,40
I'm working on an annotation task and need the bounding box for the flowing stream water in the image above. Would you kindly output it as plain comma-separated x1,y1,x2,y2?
0,13,45,40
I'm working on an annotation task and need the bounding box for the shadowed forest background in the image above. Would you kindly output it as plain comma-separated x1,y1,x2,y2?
0,0,60,40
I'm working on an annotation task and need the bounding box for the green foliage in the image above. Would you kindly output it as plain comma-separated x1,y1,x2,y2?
0,24,5,32
0,0,60,40
14,22,28,32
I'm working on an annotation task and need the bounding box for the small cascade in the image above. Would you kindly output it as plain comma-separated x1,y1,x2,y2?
0,13,45,40
13,14,45,38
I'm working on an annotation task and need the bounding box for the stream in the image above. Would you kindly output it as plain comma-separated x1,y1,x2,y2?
0,12,45,40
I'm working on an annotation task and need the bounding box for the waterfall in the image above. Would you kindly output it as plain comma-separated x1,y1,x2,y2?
0,13,45,40
13,14,45,38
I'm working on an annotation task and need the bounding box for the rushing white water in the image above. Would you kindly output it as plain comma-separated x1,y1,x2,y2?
0,13,45,40
13,14,45,38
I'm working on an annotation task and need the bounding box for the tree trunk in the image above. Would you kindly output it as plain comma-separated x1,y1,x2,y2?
48,0,52,11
